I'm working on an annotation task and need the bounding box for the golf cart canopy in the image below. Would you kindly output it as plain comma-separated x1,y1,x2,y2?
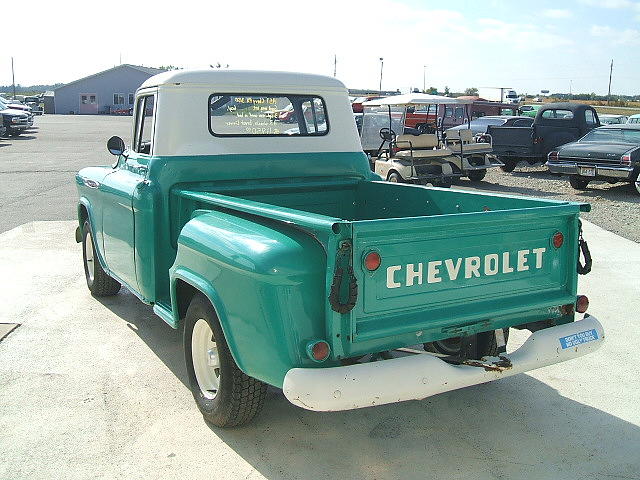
363,93,473,106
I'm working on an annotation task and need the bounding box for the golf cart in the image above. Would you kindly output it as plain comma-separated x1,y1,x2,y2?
360,94,502,183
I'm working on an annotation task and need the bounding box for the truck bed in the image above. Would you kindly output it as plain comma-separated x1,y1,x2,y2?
173,180,587,357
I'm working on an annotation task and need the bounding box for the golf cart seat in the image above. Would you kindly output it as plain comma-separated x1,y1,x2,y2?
445,129,492,154
394,134,453,158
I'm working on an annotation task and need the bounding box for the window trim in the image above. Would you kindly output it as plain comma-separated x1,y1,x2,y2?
207,93,330,138
133,94,156,154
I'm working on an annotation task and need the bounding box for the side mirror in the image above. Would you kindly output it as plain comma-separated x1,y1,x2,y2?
107,136,125,156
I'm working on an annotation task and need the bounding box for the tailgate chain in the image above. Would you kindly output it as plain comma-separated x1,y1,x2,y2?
577,220,592,275
329,241,358,314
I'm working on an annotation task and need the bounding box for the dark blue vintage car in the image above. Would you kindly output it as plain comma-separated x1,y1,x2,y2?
546,124,640,194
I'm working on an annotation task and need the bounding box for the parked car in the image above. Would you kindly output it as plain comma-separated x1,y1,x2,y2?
0,97,33,136
489,102,600,172
0,114,6,137
627,114,640,124
447,115,533,136
75,69,602,427
519,104,541,118
2,98,32,114
547,124,640,194
599,114,629,125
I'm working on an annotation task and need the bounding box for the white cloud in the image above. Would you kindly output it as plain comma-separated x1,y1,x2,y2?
591,24,640,44
543,9,572,18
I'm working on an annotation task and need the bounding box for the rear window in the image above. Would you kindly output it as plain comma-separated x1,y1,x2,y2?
581,128,640,144
208,94,328,137
541,109,574,119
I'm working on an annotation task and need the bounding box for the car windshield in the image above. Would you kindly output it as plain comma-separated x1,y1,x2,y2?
581,128,640,144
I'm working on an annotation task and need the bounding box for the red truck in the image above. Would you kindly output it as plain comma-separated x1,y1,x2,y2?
404,96,519,130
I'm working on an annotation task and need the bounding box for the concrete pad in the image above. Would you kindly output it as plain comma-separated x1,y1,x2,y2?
0,221,638,480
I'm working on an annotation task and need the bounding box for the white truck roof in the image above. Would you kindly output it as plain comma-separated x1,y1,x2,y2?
137,70,361,156
140,69,347,91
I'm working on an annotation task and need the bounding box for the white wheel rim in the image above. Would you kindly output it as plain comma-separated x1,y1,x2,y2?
635,179,640,195
192,319,220,400
85,232,95,283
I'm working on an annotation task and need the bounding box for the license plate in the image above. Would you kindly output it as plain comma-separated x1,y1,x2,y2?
579,166,596,177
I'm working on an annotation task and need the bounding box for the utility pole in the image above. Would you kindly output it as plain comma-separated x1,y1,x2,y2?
333,54,336,77
569,80,572,96
607,59,613,105
379,57,384,92
11,57,16,100
423,65,426,92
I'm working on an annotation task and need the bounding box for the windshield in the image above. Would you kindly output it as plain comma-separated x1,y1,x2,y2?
580,128,640,144
360,105,404,151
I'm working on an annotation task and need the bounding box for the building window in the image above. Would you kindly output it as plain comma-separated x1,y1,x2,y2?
113,93,125,105
128,93,134,105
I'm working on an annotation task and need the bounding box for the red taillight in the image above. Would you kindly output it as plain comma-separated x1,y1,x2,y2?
308,341,330,362
576,295,589,313
364,251,381,271
552,232,564,248
621,153,631,165
548,151,559,162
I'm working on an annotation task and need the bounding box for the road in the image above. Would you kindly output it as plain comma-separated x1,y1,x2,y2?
0,115,130,233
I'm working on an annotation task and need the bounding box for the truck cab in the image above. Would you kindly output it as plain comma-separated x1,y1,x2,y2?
76,71,604,427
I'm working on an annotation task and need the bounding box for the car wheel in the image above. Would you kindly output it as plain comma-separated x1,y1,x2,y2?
424,329,509,357
569,176,590,190
82,221,121,296
467,169,487,182
184,293,267,428
387,172,402,183
633,172,640,195
500,159,517,173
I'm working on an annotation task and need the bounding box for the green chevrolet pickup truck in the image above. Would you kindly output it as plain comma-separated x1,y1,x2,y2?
76,70,603,427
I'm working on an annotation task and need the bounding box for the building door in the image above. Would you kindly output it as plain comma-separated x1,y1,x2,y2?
79,93,98,114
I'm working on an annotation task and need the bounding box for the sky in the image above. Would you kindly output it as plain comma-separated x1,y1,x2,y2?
2,0,638,95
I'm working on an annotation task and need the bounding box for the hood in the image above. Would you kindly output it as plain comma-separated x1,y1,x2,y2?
0,107,29,117
558,141,637,162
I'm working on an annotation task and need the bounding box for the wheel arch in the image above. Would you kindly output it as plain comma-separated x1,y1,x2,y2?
170,268,248,378
77,197,108,272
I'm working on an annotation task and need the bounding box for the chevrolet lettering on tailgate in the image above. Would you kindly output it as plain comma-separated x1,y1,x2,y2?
386,247,547,288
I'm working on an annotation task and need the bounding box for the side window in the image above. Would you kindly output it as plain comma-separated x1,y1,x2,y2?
445,107,453,118
301,97,327,134
585,109,597,127
454,107,464,119
133,95,155,154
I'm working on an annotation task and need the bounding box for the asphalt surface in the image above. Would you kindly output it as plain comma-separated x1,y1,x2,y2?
1,115,638,243
0,220,638,480
0,115,130,233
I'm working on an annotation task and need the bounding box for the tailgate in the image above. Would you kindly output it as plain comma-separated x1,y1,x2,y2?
350,204,581,344
488,126,534,156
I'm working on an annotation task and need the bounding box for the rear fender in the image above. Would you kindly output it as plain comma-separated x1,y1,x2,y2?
169,210,328,387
